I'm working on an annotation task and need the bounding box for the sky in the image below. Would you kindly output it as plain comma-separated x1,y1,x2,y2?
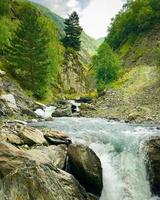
31,0,124,39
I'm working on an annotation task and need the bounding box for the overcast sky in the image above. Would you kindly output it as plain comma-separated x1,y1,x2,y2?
31,0,124,39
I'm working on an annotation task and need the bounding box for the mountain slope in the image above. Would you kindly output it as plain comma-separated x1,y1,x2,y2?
88,0,160,123
34,3,99,63
83,65,160,123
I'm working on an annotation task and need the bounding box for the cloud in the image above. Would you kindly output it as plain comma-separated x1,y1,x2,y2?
80,0,123,39
30,0,91,17
30,0,124,38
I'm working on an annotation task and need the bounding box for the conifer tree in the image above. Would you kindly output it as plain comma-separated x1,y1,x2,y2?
62,11,82,51
6,3,59,99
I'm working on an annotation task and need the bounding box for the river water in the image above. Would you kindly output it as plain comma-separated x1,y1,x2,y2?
32,117,160,200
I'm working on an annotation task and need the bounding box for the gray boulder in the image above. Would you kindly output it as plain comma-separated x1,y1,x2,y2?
67,144,103,197
52,105,72,117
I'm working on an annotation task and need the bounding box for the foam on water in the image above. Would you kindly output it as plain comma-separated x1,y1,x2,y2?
32,117,160,200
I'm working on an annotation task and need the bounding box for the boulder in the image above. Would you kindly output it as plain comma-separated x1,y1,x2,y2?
52,105,72,117
25,145,67,169
0,142,27,177
67,144,103,197
75,97,92,104
0,132,23,145
42,128,71,145
0,160,88,200
144,137,160,196
87,193,99,200
0,94,18,110
0,70,6,77
17,126,47,146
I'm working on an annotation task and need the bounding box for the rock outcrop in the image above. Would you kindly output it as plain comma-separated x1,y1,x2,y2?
67,144,103,197
59,50,86,95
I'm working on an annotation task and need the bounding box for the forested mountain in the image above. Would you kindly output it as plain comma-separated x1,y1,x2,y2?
0,0,99,101
90,0,160,122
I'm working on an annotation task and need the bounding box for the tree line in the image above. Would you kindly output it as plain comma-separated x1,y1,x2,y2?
106,0,160,50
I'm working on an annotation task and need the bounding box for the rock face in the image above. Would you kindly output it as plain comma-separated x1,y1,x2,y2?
67,144,103,197
144,137,160,196
59,50,86,95
0,160,88,200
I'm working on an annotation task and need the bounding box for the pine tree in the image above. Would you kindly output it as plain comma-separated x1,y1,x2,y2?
62,11,82,51
6,3,56,99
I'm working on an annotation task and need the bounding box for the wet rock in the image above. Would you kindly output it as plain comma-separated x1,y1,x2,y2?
87,193,99,200
144,137,160,196
75,97,92,104
52,105,72,117
0,160,88,200
25,145,67,169
67,144,103,197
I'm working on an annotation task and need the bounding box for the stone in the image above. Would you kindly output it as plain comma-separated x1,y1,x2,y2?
17,126,47,146
25,145,67,169
52,105,72,117
42,128,69,140
144,137,160,196
128,112,141,121
0,160,88,200
75,97,92,104
0,142,26,177
87,193,99,200
0,132,23,145
67,144,103,197
42,128,71,145
0,94,18,110
0,70,6,77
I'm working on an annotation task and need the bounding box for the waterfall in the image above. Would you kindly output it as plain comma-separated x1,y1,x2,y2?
32,117,160,200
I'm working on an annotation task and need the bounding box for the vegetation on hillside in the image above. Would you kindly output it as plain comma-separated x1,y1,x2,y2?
93,42,121,92
0,0,64,99
106,0,160,50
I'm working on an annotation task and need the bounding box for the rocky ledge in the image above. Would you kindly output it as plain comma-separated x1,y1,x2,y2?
0,122,103,200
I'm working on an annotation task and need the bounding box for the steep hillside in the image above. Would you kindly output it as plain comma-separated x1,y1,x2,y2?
119,24,160,67
83,65,160,123
89,0,160,123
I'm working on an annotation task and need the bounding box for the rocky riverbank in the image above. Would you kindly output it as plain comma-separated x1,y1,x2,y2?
0,121,103,200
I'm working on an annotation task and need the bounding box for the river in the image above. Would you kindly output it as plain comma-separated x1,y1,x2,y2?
32,117,160,200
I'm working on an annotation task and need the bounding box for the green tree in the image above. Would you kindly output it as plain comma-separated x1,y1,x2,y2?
62,11,82,51
6,3,63,99
0,0,10,17
93,42,121,92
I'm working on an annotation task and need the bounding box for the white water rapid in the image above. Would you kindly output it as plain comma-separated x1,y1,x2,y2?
33,117,160,200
